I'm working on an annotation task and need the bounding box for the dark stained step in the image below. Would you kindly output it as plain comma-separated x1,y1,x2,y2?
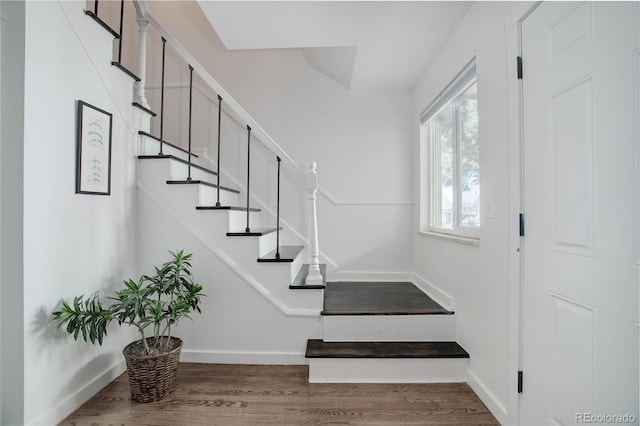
138,155,215,177
138,131,199,158
322,282,453,316
132,102,157,117
227,228,280,237
111,62,141,82
290,264,327,289
196,205,261,212
84,10,120,38
305,340,469,359
258,245,304,263
167,179,239,194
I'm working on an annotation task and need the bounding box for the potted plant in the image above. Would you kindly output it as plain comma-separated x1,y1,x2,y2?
52,250,204,402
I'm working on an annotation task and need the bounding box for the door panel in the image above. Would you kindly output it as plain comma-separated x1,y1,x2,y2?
521,2,639,424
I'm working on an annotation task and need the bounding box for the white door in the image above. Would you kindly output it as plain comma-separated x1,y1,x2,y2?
521,2,639,425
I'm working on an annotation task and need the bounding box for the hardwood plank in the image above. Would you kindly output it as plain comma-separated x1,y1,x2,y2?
322,282,453,315
60,363,498,426
305,340,469,358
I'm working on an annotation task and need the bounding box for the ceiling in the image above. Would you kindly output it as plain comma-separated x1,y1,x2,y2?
197,1,473,90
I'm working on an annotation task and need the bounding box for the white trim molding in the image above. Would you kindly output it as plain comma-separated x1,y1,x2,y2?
411,272,455,311
333,270,412,282
418,230,480,246
29,360,126,426
467,369,509,426
181,349,307,365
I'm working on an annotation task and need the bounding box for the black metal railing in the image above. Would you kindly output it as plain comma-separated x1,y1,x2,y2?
276,156,281,259
117,0,125,64
245,125,252,232
187,64,194,181
216,95,223,206
159,36,166,155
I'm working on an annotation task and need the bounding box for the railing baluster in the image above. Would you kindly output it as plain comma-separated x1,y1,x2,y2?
246,125,252,233
133,16,150,108
276,156,281,259
94,0,99,15
117,0,124,63
187,64,194,181
305,161,323,285
159,36,166,155
216,95,223,206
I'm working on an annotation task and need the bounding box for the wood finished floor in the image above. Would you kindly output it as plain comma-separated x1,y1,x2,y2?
61,363,498,426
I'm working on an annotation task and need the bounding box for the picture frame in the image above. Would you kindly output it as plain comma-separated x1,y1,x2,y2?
76,100,113,195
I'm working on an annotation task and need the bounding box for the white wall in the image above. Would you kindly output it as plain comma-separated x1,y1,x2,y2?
144,1,415,278
20,2,141,424
412,2,518,424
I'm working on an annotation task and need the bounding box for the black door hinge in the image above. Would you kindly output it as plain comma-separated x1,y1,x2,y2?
519,213,525,237
517,56,523,79
517,370,523,393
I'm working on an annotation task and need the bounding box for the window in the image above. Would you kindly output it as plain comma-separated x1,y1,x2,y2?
420,59,479,240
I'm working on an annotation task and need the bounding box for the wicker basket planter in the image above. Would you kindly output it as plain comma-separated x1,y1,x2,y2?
123,336,183,403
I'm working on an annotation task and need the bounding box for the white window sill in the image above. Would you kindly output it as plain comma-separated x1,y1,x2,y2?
418,230,480,246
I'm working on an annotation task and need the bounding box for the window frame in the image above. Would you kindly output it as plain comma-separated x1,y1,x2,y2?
419,58,480,242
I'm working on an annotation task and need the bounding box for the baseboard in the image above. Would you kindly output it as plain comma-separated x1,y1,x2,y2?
29,359,126,426
467,369,508,425
181,349,307,365
411,273,455,311
333,270,412,282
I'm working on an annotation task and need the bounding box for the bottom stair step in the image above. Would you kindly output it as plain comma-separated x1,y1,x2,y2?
306,340,469,384
305,340,468,358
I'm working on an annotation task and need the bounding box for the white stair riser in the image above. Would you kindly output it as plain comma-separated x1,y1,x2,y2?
323,315,455,342
228,210,260,232
290,252,304,284
169,160,217,182
140,136,191,160
308,358,468,383
198,184,238,207
258,232,277,257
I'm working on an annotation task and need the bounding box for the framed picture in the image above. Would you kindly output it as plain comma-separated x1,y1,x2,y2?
76,100,113,195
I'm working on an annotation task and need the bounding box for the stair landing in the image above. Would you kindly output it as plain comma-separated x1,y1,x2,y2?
322,281,452,315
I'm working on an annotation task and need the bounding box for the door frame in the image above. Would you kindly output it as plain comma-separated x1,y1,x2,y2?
505,2,540,424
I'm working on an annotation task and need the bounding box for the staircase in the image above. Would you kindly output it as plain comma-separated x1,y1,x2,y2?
306,282,468,383
84,0,470,385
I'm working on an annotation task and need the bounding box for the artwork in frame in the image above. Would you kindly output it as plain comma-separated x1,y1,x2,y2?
76,100,113,195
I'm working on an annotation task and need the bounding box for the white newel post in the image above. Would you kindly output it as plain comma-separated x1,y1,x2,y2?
305,161,323,285
133,16,150,108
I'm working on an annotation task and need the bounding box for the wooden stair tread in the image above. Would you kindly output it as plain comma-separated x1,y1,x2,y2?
305,340,469,359
290,264,327,289
227,228,279,237
132,102,157,117
258,245,304,262
111,62,141,82
322,282,453,316
138,131,199,158
84,10,119,38
166,179,239,194
196,205,261,212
